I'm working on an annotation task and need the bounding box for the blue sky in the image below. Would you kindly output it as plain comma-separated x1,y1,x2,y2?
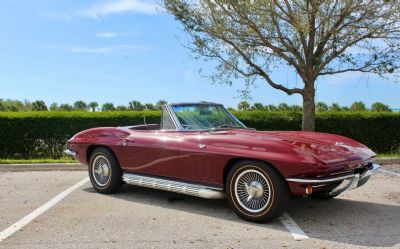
0,0,399,109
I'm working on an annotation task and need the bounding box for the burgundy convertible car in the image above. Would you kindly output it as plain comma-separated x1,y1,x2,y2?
65,102,379,222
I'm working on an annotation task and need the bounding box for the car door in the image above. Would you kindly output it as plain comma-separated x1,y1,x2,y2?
119,130,184,178
176,131,231,186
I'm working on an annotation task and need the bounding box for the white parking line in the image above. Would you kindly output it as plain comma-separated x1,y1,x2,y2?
378,169,400,177
0,177,89,242
279,212,309,241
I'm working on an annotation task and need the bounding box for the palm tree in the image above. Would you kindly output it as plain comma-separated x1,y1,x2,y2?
88,102,99,112
102,103,115,111
128,100,144,111
350,101,367,112
32,100,48,111
289,105,302,112
49,103,59,111
144,103,155,110
277,103,290,111
73,101,88,111
59,103,73,111
116,105,128,111
251,102,264,110
330,103,342,112
237,101,250,111
265,104,277,111
371,102,391,112
155,100,168,110
316,102,328,112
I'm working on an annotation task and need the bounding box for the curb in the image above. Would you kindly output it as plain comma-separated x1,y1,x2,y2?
0,163,86,172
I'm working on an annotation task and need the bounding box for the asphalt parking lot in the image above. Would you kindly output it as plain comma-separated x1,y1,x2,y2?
0,165,399,249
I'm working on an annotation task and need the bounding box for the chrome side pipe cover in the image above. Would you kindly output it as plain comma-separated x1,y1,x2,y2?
122,173,225,199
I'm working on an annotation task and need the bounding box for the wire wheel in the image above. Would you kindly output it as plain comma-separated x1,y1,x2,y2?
234,169,271,213
92,155,111,187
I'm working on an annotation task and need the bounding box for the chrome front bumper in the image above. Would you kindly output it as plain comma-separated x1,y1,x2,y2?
63,148,77,156
286,163,380,196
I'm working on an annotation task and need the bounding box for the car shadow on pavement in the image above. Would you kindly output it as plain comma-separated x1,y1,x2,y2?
286,197,400,247
83,184,286,232
83,185,400,247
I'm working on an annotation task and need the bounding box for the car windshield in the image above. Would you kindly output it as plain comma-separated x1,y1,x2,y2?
171,104,246,130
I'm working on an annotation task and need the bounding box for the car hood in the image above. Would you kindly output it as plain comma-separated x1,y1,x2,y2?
212,129,376,164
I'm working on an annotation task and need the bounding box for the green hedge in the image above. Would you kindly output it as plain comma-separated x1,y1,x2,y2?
0,111,399,159
234,111,400,154
0,111,160,159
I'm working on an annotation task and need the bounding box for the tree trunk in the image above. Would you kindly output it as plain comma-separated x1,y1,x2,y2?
302,83,316,131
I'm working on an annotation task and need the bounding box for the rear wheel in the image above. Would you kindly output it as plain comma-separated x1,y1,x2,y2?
89,148,123,194
226,160,289,223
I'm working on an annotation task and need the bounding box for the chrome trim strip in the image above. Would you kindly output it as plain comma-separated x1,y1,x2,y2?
286,174,355,183
286,163,380,184
122,173,225,199
63,148,77,156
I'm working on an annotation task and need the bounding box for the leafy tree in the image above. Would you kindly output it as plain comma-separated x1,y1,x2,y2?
32,100,47,111
155,100,168,110
316,102,328,112
116,105,128,111
102,103,115,111
371,102,391,112
330,103,342,112
49,103,59,111
251,102,264,110
350,101,367,112
59,103,73,111
277,103,290,111
227,107,236,112
144,103,155,110
129,100,144,111
88,102,99,112
73,101,88,111
237,101,250,111
164,0,400,131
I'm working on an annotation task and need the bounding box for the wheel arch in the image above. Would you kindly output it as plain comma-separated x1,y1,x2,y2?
223,157,287,189
86,145,120,166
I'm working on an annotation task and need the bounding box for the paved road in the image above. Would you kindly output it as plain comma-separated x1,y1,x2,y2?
0,166,399,249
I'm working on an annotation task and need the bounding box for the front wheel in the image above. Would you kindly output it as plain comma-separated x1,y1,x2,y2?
89,148,123,194
226,160,289,223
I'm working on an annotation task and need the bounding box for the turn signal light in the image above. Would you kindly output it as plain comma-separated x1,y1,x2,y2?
305,185,313,194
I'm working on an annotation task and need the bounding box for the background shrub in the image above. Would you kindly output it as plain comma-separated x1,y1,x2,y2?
0,111,399,159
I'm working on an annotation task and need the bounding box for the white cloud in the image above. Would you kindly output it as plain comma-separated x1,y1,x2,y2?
77,0,158,19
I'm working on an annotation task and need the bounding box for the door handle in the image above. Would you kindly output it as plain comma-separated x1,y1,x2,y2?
122,138,134,146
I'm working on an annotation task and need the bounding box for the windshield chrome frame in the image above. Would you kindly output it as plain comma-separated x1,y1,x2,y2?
163,103,247,132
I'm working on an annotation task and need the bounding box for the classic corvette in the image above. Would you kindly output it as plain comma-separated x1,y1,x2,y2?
65,102,379,222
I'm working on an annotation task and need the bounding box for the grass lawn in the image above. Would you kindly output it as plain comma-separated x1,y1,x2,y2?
378,153,400,158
